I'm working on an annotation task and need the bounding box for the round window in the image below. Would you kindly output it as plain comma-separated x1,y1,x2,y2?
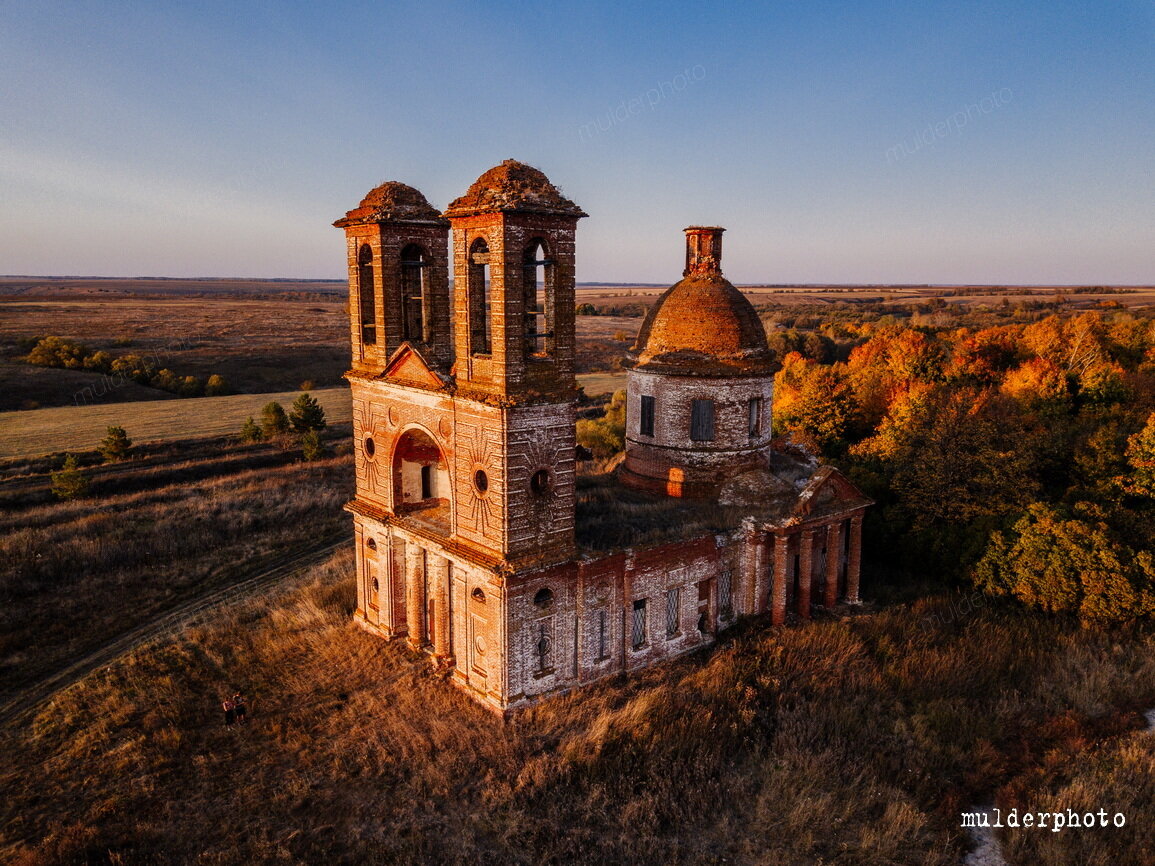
473,469,489,494
530,469,550,497
364,436,376,458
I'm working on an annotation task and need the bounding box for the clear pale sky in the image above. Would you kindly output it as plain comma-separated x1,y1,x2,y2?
2,0,1153,284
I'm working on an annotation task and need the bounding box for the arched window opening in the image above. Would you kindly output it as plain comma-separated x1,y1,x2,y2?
400,244,428,343
522,239,555,359
472,587,486,603
358,244,377,347
392,428,450,532
533,587,554,609
469,238,491,355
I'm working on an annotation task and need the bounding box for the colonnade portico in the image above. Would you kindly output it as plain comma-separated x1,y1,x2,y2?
747,508,865,626
400,538,453,664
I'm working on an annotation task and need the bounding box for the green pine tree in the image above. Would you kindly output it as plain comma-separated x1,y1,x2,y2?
261,401,290,438
50,454,90,500
99,426,133,462
239,416,263,443
300,430,326,461
289,392,327,433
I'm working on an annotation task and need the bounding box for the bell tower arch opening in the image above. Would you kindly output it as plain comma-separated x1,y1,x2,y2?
358,243,377,349
522,238,556,360
400,243,430,344
468,237,492,356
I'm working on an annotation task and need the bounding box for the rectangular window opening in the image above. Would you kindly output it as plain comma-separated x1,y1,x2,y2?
631,599,647,649
748,397,763,437
691,398,715,442
640,395,655,437
596,609,608,660
665,588,680,637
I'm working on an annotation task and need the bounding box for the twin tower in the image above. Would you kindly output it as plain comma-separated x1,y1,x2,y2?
334,161,589,706
335,160,871,713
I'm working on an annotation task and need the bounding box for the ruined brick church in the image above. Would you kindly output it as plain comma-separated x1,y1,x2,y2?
334,160,871,712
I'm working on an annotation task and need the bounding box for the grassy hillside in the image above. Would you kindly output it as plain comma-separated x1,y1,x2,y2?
2,549,1155,863
0,388,353,459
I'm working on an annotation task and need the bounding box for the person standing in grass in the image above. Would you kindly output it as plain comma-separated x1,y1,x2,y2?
232,693,247,724
222,696,236,727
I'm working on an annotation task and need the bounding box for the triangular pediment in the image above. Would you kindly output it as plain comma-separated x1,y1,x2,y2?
793,465,873,517
380,343,447,391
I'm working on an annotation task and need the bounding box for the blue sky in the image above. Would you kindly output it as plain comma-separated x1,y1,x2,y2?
1,0,1152,284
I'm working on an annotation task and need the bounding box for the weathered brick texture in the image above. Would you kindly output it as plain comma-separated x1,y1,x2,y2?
336,164,873,713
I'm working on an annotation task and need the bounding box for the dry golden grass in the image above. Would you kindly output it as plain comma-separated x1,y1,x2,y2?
3,564,1155,863
0,387,352,459
0,454,354,695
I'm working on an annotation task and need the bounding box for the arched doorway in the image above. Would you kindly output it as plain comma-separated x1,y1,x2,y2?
392,427,450,532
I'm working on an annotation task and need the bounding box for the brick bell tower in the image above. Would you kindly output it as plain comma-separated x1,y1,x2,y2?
441,159,587,568
335,162,586,709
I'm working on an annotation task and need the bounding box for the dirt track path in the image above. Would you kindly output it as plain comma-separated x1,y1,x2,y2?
0,534,349,729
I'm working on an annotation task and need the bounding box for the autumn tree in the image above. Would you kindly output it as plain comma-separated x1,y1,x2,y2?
855,385,1038,529
974,503,1155,623
205,374,230,396
576,390,626,459
1122,412,1155,499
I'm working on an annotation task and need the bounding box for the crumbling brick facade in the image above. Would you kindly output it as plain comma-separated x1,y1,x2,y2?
336,163,871,713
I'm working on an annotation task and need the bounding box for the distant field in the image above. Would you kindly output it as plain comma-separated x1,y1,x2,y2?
0,387,352,459
0,377,621,459
575,283,1155,309
578,372,626,395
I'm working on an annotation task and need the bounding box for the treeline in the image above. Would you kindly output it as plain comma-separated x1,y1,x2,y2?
575,302,649,318
21,336,228,398
773,310,1155,623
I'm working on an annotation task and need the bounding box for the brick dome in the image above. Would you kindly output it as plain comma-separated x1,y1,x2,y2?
334,181,446,227
629,228,773,376
443,159,587,218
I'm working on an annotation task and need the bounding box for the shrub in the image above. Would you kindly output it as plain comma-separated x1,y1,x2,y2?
50,454,90,500
177,375,203,397
300,430,327,461
289,392,327,433
26,336,89,369
576,390,626,459
239,417,263,444
99,426,132,462
204,374,230,397
261,402,290,438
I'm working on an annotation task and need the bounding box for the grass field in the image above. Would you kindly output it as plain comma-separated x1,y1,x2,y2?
0,387,353,459
2,549,1155,864
0,377,623,460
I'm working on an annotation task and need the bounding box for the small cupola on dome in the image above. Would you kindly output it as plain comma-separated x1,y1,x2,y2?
443,159,588,218
333,181,448,228
628,227,774,377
